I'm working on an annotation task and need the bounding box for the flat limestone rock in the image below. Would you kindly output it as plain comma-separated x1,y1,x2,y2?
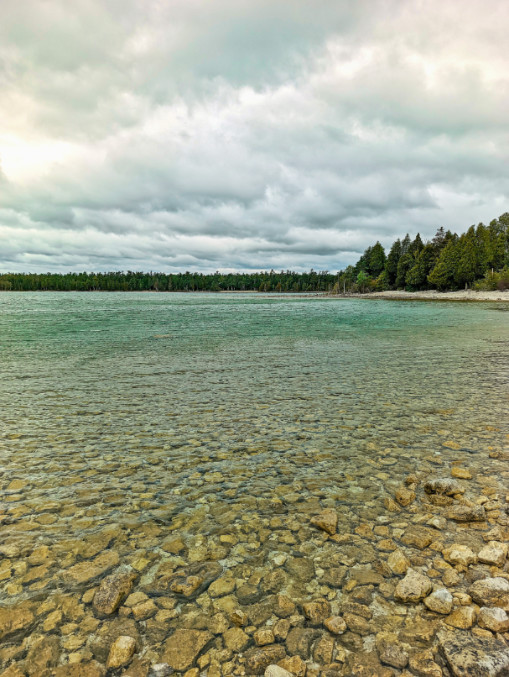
447,505,486,522
468,577,509,610
63,550,119,585
162,629,213,671
394,568,433,603
438,629,509,676
0,604,35,640
478,542,508,567
478,607,509,633
442,544,477,567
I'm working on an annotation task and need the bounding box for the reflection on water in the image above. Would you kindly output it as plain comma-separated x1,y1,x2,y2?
0,293,508,675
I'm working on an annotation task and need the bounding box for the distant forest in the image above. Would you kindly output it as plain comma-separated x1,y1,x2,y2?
1,213,508,293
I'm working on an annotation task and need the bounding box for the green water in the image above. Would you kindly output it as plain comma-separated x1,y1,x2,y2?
1,292,508,672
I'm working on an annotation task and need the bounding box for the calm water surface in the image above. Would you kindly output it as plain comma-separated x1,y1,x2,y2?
1,293,508,673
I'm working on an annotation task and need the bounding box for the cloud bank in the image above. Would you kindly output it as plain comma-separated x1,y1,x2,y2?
1,0,508,272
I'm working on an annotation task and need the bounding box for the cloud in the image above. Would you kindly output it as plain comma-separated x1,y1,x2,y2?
0,0,508,273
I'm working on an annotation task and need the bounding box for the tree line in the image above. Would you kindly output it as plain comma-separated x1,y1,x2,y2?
335,212,509,293
0,269,335,293
0,213,507,293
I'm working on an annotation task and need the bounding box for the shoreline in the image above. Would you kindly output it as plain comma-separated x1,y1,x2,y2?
332,289,509,302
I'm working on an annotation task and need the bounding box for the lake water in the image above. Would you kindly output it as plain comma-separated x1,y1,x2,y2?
1,293,509,675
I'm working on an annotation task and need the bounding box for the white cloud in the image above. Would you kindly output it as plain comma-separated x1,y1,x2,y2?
0,0,508,272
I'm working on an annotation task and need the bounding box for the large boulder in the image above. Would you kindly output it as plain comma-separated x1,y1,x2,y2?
468,577,509,610
438,629,509,676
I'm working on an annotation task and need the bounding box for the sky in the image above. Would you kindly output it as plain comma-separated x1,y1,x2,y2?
1,0,508,274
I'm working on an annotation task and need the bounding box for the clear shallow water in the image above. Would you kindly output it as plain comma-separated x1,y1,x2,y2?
1,292,509,674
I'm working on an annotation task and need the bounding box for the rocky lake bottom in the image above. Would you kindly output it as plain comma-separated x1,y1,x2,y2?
1,293,509,677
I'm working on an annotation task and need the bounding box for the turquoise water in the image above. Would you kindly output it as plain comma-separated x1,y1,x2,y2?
1,292,508,673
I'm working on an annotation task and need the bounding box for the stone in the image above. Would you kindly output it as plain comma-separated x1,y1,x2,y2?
468,577,509,610
313,634,334,664
236,583,261,605
254,628,275,646
63,551,120,585
302,598,331,624
408,650,442,677
162,630,213,671
25,635,60,674
395,486,416,507
343,612,370,635
424,478,465,496
380,645,408,669
106,635,136,669
401,526,435,550
0,604,34,640
93,569,137,616
274,594,295,618
273,618,291,641
394,569,433,603
478,607,509,633
230,608,248,626
451,467,472,480
277,656,306,677
224,627,249,651
52,662,106,677
322,566,347,587
447,505,486,522
478,542,508,567
131,599,157,620
153,561,222,598
445,606,476,629
285,627,318,659
208,575,236,597
285,556,314,582
310,508,337,535
424,588,453,614
387,549,410,575
265,667,293,677
324,615,347,634
245,645,286,675
438,628,509,676
442,544,477,567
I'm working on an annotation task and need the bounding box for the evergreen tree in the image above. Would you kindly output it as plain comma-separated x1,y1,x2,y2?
385,239,402,287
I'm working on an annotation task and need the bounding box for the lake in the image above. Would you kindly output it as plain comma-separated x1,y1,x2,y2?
1,292,508,675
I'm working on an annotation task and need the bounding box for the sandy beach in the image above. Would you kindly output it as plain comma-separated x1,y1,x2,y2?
338,289,509,302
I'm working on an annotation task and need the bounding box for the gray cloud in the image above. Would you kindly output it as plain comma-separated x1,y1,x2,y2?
1,0,508,273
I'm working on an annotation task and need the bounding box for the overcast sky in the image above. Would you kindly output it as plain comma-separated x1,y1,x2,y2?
1,0,508,273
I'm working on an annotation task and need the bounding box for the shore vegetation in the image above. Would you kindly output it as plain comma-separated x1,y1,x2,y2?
1,213,508,293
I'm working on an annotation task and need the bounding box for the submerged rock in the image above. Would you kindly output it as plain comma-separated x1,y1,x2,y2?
442,544,477,567
245,645,286,675
310,508,338,535
447,505,486,522
106,635,136,669
478,542,508,567
394,569,433,603
468,577,509,610
438,629,509,676
424,588,453,614
162,629,213,671
424,478,465,495
0,604,34,640
478,607,509,633
152,561,222,598
93,568,137,616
